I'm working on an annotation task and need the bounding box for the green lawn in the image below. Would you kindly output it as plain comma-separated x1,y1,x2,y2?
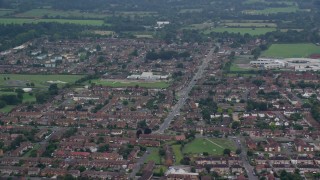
92,79,170,89
15,9,107,19
145,148,162,164
0,18,106,26
172,145,183,165
204,27,276,36
230,64,249,72
0,74,84,88
0,105,15,113
23,93,36,103
261,43,320,58
23,144,40,157
183,138,236,156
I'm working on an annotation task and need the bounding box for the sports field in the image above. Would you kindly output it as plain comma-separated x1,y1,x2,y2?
0,74,84,88
204,27,276,36
261,43,320,58
92,79,170,89
182,138,236,155
0,18,106,26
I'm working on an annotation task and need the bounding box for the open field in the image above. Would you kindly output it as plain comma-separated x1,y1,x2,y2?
204,27,276,36
15,9,107,19
0,105,15,113
243,0,295,5
261,43,320,58
172,145,183,165
145,148,162,164
179,8,203,13
0,9,14,17
0,91,36,103
92,79,170,89
243,6,308,15
0,74,84,88
183,138,236,156
115,11,157,17
223,22,277,28
0,18,106,26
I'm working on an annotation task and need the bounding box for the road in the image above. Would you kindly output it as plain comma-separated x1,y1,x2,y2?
231,136,258,180
157,48,214,133
129,148,153,179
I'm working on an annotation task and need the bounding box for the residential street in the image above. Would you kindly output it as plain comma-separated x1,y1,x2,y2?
157,48,214,133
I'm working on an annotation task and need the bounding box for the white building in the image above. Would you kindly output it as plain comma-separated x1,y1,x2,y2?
127,72,168,81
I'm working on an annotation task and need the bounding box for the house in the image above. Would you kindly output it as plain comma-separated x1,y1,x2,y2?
195,156,227,165
294,138,314,152
245,137,257,150
231,164,243,173
272,164,295,173
81,171,127,179
269,156,290,165
264,138,281,152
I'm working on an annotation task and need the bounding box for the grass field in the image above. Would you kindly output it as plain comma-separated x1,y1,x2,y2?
183,138,236,156
243,6,304,15
0,9,14,17
0,18,106,26
145,148,162,164
0,91,36,103
15,9,107,19
172,145,183,165
179,8,203,13
204,27,276,36
0,105,15,113
261,43,320,58
92,79,170,89
223,22,277,28
0,74,84,88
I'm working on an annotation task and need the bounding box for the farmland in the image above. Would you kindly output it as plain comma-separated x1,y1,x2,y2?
15,9,107,19
0,74,84,88
242,6,306,15
261,43,320,58
204,27,276,36
0,18,106,26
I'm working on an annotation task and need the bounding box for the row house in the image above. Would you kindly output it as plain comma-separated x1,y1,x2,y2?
11,142,33,157
290,155,314,165
195,157,227,165
138,140,160,147
81,171,127,180
272,164,295,173
269,156,290,165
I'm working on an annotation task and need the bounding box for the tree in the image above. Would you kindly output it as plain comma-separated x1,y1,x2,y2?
97,144,109,152
236,148,242,155
48,84,58,95
223,148,231,156
231,121,240,129
247,150,253,156
180,156,190,165
159,149,165,156
137,120,147,129
78,166,86,172
136,129,142,138
144,128,152,134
